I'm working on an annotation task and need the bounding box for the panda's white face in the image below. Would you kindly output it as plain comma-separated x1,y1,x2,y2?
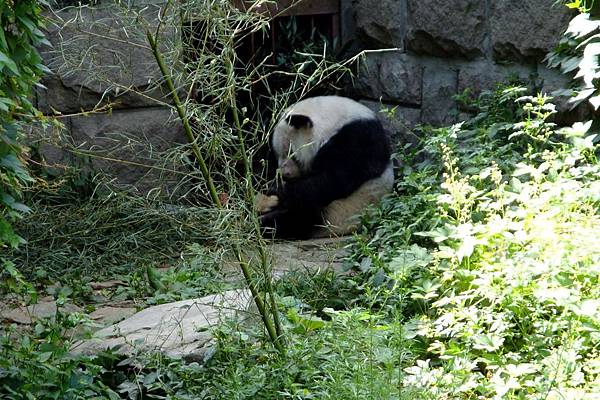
272,114,317,178
272,95,375,179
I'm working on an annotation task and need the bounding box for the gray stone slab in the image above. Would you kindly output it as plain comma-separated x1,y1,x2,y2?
352,0,406,49
269,237,350,278
490,0,573,62
68,107,186,194
72,238,350,360
406,0,486,59
421,63,459,126
89,306,137,326
72,289,252,362
38,5,174,114
1,300,82,324
354,51,422,105
458,60,535,97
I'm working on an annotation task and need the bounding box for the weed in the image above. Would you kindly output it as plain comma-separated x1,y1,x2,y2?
345,86,600,398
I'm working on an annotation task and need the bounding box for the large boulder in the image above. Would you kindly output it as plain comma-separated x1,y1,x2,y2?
38,5,174,114
405,0,486,59
72,290,252,362
490,0,573,62
351,0,406,49
1,299,82,324
457,61,535,97
72,238,350,361
421,62,459,126
68,107,186,194
353,51,422,106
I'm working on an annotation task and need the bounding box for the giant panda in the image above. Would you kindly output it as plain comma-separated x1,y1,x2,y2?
256,95,394,239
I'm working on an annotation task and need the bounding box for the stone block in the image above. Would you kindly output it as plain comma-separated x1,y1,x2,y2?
72,289,253,362
360,100,421,145
490,0,573,62
69,107,186,194
536,65,592,125
421,62,459,126
536,65,571,99
38,5,174,114
1,299,82,324
353,51,422,105
406,0,486,59
25,120,75,176
351,0,406,49
458,60,535,97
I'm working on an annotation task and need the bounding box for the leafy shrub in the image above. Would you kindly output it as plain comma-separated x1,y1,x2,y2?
0,0,48,248
546,1,600,109
346,86,600,398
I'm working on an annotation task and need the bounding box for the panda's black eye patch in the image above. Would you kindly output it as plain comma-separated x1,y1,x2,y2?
286,114,313,130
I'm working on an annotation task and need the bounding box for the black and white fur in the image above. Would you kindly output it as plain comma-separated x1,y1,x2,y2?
258,95,394,239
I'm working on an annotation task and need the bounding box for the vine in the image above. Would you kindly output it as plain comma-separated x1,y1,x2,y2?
546,0,600,109
0,0,48,248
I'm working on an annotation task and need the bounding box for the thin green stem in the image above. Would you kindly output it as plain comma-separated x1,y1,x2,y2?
224,46,285,343
146,26,284,353
146,30,222,208
235,247,284,352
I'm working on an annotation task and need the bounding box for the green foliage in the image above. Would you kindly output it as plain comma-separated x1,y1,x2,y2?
274,16,334,70
275,268,357,314
103,308,414,400
0,265,120,399
143,244,231,305
546,1,600,109
0,0,48,249
0,318,122,399
2,84,597,399
8,188,223,280
346,86,600,398
2,1,598,398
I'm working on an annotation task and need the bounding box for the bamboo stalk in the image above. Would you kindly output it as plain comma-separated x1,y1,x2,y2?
146,27,284,353
224,45,285,344
146,31,222,208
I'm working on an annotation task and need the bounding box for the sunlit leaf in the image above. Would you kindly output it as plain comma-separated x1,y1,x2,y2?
566,13,600,38
0,51,20,75
589,95,600,109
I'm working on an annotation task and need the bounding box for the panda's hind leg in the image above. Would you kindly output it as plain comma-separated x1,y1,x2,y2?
259,207,321,240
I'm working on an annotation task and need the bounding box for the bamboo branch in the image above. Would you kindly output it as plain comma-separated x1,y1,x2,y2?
146,23,284,353
146,30,222,208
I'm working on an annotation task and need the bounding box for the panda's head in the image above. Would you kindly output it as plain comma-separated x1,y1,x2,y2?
272,113,314,180
271,96,376,180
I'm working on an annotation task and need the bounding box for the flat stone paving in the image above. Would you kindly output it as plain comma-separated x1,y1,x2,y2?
0,238,350,361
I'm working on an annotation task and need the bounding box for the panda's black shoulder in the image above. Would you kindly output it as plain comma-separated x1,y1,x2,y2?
312,116,391,177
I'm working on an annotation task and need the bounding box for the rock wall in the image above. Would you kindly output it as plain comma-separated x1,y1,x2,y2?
342,0,574,141
33,1,575,190
33,4,184,194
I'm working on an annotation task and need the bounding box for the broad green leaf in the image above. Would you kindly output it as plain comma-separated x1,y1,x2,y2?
569,87,595,105
576,42,600,85
1,192,30,214
0,25,7,49
472,334,504,352
16,15,37,33
561,55,582,73
0,154,32,182
566,13,600,38
589,95,600,109
0,217,25,248
0,51,20,75
576,33,600,49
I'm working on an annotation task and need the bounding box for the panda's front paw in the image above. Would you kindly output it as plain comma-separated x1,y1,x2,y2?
255,193,279,214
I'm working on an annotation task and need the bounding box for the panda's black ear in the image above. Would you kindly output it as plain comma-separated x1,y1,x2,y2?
286,114,313,129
